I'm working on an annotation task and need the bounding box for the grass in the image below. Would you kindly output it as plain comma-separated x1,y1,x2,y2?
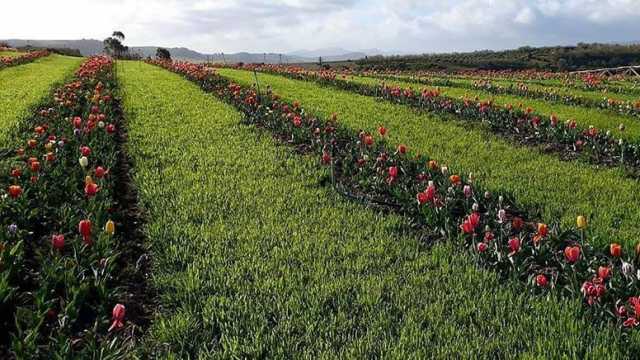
0,51,22,58
118,61,635,358
218,68,640,251
346,75,639,141
0,54,83,142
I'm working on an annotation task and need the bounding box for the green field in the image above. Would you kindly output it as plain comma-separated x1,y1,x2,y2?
0,50,22,58
0,54,82,142
217,68,640,250
117,61,633,359
347,75,638,140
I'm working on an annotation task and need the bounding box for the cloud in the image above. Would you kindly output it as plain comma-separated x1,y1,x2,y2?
1,0,639,53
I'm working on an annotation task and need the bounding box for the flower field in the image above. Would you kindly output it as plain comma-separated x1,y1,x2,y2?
4,53,640,357
0,50,50,70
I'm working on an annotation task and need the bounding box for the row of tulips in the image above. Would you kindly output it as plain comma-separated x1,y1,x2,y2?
150,58,640,331
365,73,640,118
0,56,129,357
366,68,640,97
221,63,640,175
0,50,50,70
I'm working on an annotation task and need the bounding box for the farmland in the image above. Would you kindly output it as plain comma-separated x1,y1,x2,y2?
3,50,640,358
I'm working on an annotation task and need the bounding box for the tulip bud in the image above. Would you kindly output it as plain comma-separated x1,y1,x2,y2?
79,156,89,168
535,274,548,287
105,220,115,235
109,304,126,332
463,185,472,198
51,234,65,251
610,243,622,258
576,215,587,230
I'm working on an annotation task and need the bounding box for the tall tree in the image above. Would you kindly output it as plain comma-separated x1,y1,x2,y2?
156,47,171,60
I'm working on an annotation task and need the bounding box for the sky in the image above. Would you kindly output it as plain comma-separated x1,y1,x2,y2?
2,0,640,54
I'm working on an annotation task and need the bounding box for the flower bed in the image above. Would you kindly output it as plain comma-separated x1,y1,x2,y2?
0,50,50,70
367,73,640,118
150,58,640,332
0,56,140,358
223,64,640,175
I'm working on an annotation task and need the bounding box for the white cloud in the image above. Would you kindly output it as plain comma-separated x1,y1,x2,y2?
1,0,639,53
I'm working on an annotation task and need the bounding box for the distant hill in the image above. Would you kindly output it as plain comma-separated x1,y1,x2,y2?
357,43,640,71
1,39,373,63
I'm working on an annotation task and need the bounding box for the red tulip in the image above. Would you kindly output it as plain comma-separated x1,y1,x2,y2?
29,160,41,172
388,166,398,178
51,234,65,251
80,146,91,157
106,124,116,134
363,134,374,146
78,220,92,245
73,117,83,128
95,166,106,178
109,304,126,331
321,151,331,165
397,144,407,154
610,243,622,257
461,212,481,234
11,168,22,178
564,246,581,263
598,266,611,280
537,223,548,237
508,237,521,254
417,191,428,205
8,185,22,199
292,116,302,127
477,242,488,253
46,152,55,162
536,274,548,287
85,182,99,197
378,126,387,136
27,139,37,148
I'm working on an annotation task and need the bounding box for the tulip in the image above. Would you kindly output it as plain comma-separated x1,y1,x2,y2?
576,215,587,230
564,246,581,263
461,212,481,234
73,116,82,128
537,223,548,237
292,116,302,127
79,156,89,168
105,220,115,235
427,160,438,171
508,237,521,254
397,144,407,154
598,266,611,280
85,182,99,197
11,168,22,178
46,152,55,162
463,185,472,198
30,161,41,172
476,242,488,253
363,135,374,146
8,185,22,199
27,139,37,148
497,209,507,223
378,126,387,136
95,166,106,178
388,166,398,178
51,234,65,251
108,304,126,332
321,151,331,165
449,175,461,185
610,243,622,257
80,146,91,157
79,220,92,245
416,191,428,205
536,274,548,287
106,124,116,134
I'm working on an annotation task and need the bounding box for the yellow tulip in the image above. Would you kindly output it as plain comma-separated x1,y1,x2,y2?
105,220,115,236
576,215,587,230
